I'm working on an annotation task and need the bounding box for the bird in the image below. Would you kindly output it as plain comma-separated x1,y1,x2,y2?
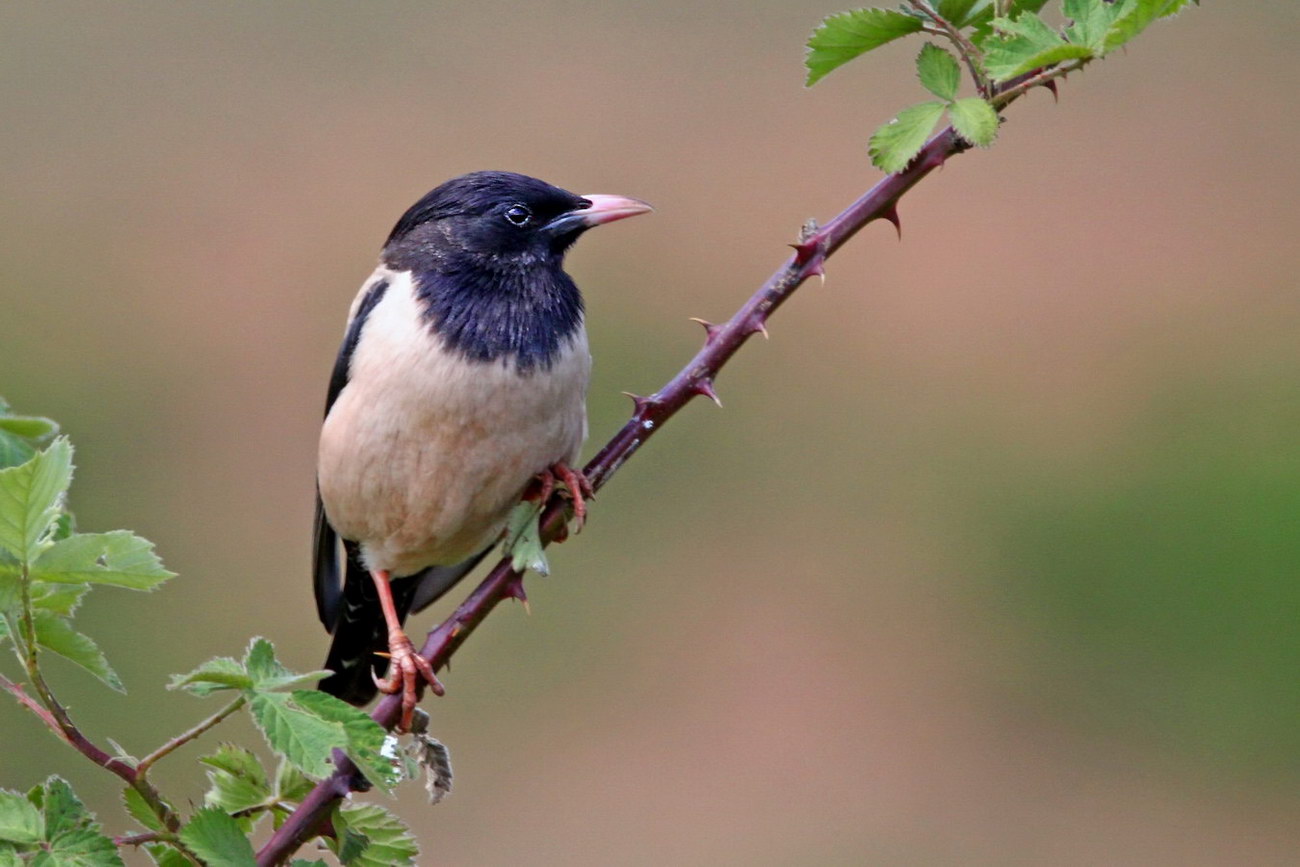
313,171,651,730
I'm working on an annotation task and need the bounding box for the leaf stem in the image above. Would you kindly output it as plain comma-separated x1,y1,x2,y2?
136,694,247,777
908,0,990,97
9,559,184,833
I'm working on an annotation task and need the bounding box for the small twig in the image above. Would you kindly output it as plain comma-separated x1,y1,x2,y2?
11,563,182,832
136,694,247,777
990,59,1088,109
0,673,67,742
114,831,166,847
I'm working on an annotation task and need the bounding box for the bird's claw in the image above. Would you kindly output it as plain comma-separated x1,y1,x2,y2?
532,462,594,533
372,629,444,733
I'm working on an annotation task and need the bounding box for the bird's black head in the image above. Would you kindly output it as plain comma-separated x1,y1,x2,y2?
383,171,649,269
378,171,651,373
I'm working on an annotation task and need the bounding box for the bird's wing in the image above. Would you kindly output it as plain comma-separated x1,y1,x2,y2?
313,273,393,629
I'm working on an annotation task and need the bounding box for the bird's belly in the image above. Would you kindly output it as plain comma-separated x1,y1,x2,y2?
318,303,589,576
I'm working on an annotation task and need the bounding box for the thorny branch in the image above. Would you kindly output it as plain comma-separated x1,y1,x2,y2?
255,66,1069,865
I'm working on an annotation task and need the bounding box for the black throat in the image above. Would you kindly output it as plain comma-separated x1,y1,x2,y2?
389,249,584,374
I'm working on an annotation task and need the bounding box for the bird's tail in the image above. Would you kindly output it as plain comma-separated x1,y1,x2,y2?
318,551,420,706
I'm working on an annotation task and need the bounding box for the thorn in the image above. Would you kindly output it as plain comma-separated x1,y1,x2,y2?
450,624,461,639
1041,79,1058,102
749,319,769,340
504,575,528,603
688,317,721,341
880,204,902,240
694,379,722,408
621,391,650,413
805,258,826,284
522,599,532,616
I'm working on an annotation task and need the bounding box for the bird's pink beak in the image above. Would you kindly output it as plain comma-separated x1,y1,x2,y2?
575,194,654,227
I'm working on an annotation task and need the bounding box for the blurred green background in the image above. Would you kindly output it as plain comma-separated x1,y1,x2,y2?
3,2,1298,864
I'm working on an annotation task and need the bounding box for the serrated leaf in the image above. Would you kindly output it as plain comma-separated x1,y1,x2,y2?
0,849,20,867
288,691,399,793
805,8,925,86
201,746,271,814
144,843,192,867
32,611,124,692
0,791,42,845
247,693,344,779
31,531,174,590
30,582,89,617
0,407,57,472
331,804,418,867
32,778,90,841
274,760,315,803
178,807,256,867
0,438,72,564
984,12,1093,81
121,787,165,833
950,96,1000,146
35,827,124,866
1103,0,1188,51
169,657,253,696
868,101,946,174
916,43,961,101
502,501,548,577
936,0,979,26
1064,0,1117,51
241,637,329,693
968,0,1051,42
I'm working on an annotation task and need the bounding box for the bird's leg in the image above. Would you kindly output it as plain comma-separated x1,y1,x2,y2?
368,569,444,732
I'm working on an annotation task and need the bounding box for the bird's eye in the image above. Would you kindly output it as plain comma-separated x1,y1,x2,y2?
504,205,532,227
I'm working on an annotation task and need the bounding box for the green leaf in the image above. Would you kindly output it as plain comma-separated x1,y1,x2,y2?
950,96,1000,146
247,692,343,779
288,691,400,793
968,0,1051,41
0,791,42,845
144,843,192,867
936,0,979,26
916,43,961,101
31,531,174,590
274,760,315,803
121,787,166,833
330,804,418,867
1064,0,1117,51
169,657,254,696
805,8,925,86
34,828,123,866
0,438,72,564
178,807,256,867
984,12,1093,81
201,746,272,814
868,101,946,174
242,637,329,693
1103,0,1190,51
29,582,89,617
0,779,122,866
0,404,58,472
32,611,124,692
502,501,548,577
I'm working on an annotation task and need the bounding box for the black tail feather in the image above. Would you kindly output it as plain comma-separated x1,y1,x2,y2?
318,543,420,705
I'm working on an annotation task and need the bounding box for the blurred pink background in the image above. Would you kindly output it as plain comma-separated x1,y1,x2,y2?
3,2,1298,863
